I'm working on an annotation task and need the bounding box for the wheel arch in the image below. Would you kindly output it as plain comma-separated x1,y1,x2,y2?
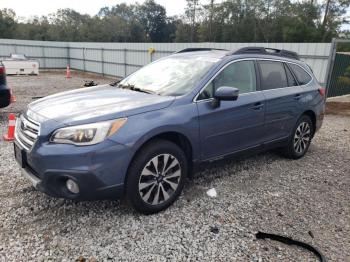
302,110,316,137
127,130,195,181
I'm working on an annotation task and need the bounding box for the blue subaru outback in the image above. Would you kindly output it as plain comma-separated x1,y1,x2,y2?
14,47,325,214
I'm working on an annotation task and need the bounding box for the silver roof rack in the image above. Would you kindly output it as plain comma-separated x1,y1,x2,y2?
175,48,228,54
230,47,300,60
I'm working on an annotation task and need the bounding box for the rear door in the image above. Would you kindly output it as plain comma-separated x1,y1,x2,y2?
196,60,265,160
258,60,302,142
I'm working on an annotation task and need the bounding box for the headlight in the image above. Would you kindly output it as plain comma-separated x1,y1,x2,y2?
50,118,127,146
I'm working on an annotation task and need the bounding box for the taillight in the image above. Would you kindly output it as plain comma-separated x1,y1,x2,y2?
0,66,5,74
318,87,326,97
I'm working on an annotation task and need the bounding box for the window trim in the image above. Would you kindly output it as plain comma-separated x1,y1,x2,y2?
193,58,314,102
283,63,298,87
256,59,313,91
193,58,258,102
285,62,313,86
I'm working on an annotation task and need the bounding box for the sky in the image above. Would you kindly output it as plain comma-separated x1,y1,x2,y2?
1,0,349,30
0,0,188,19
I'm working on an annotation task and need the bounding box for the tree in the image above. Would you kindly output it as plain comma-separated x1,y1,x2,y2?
0,1,349,43
185,0,201,42
136,0,168,42
320,0,350,41
0,9,16,39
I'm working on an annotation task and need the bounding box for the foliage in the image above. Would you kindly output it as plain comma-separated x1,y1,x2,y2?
338,65,350,85
0,0,349,43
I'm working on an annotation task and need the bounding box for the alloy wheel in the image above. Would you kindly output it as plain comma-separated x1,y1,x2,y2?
294,122,311,154
138,154,182,205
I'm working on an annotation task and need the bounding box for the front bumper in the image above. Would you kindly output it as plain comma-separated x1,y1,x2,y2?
20,165,125,200
15,138,133,201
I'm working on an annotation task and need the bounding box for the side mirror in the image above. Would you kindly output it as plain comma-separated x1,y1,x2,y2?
212,86,239,107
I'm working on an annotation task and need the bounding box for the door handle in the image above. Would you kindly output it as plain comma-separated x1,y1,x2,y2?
251,102,264,110
294,94,302,100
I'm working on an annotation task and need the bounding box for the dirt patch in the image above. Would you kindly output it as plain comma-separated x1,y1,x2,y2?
42,69,117,81
326,101,350,116
2,71,116,115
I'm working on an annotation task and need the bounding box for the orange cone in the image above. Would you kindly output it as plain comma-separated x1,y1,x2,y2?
3,113,16,141
66,65,71,78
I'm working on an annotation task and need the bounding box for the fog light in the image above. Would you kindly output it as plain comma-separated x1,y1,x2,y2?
66,179,79,194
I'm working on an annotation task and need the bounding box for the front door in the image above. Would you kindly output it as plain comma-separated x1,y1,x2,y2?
196,60,265,160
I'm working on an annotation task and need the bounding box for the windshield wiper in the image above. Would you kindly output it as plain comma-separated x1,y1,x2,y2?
131,86,157,95
109,79,121,86
117,83,157,95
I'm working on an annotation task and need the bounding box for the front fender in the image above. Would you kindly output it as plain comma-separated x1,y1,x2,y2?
108,102,200,162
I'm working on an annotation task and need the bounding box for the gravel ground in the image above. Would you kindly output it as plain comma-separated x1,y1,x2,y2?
0,72,349,261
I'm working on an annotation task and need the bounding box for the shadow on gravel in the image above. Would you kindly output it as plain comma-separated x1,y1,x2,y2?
192,150,283,181
5,146,293,239
14,149,285,222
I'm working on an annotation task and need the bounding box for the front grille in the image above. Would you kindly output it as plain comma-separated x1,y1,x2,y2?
15,115,40,150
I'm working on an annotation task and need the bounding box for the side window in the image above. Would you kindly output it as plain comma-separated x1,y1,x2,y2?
284,63,298,86
258,61,288,90
197,61,256,100
288,64,312,85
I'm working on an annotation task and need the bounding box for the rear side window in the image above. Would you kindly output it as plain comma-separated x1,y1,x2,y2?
288,64,312,85
258,61,288,90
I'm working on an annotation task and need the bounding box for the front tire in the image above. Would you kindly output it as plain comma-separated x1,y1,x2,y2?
281,115,314,159
126,139,188,214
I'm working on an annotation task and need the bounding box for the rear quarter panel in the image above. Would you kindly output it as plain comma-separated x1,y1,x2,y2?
297,79,325,132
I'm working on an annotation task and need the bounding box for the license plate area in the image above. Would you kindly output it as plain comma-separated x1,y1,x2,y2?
14,143,27,168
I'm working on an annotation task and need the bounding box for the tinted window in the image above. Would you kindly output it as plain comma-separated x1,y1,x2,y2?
289,64,312,85
198,61,256,100
284,63,298,86
258,61,288,90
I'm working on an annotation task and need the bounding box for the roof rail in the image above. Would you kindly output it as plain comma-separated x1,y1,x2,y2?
175,48,228,53
231,47,300,60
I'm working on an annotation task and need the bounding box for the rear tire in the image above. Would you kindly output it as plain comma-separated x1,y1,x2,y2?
126,139,188,215
281,115,314,159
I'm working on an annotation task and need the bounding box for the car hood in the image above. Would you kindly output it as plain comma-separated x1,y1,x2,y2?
28,85,175,125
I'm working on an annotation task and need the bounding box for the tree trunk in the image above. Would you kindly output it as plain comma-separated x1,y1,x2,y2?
322,0,331,42
190,0,198,42
209,0,214,42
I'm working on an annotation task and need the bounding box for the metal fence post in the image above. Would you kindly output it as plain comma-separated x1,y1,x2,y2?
42,46,46,69
67,46,70,67
124,48,127,77
83,48,86,72
101,48,104,76
325,38,337,97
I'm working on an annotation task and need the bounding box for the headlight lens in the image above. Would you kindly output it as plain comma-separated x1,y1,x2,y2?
51,118,127,146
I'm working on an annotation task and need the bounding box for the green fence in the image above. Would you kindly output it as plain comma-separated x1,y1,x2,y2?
328,53,350,97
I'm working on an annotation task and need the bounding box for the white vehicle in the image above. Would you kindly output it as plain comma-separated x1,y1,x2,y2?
1,54,39,75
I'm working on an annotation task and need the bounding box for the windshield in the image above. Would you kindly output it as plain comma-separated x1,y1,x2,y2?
119,56,217,96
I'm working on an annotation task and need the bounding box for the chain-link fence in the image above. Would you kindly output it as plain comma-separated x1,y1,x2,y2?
326,39,350,97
